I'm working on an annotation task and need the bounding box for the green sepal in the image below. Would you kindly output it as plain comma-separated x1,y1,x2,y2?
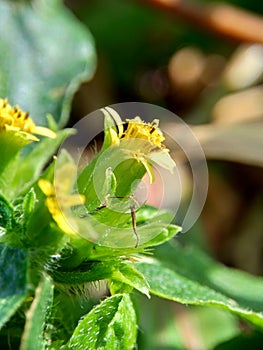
46,113,59,132
100,107,123,152
77,108,121,202
0,131,30,176
49,260,116,285
22,188,37,231
77,242,145,262
1,128,75,200
109,280,133,295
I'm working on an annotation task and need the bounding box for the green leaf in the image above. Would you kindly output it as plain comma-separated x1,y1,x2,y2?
20,275,54,350
110,262,150,297
22,188,36,227
46,341,65,350
0,194,13,232
45,290,97,348
137,205,181,247
75,202,180,249
136,243,263,328
141,224,181,248
67,294,137,350
0,0,96,127
109,279,134,295
0,244,28,329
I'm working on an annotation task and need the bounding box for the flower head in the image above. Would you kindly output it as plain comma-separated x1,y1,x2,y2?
38,163,85,234
123,117,164,148
0,98,56,141
108,114,175,183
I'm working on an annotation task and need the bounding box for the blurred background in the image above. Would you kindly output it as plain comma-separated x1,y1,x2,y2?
65,0,263,348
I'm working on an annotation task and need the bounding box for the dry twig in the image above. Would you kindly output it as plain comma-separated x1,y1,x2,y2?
139,0,263,44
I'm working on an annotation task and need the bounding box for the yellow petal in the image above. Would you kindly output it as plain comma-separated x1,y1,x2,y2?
38,179,55,196
35,126,56,139
22,132,40,142
63,194,86,207
4,124,20,132
109,128,120,145
4,125,40,142
55,163,77,193
53,212,76,235
141,158,155,184
150,150,176,174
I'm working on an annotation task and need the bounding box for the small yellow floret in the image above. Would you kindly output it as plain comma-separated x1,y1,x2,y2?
0,98,56,140
123,117,165,148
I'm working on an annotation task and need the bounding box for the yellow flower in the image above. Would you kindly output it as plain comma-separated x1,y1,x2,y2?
0,98,56,141
123,117,165,148
109,115,175,183
38,166,85,234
